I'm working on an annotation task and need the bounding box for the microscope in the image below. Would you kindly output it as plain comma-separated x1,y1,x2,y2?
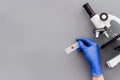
65,3,120,68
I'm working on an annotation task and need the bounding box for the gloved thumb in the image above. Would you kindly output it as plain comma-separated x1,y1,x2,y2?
77,40,87,49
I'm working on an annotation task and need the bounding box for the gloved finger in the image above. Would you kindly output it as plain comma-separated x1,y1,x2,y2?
76,38,95,46
77,48,81,52
77,40,87,49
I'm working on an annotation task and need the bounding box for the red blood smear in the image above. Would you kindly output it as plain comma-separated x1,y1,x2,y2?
71,46,74,49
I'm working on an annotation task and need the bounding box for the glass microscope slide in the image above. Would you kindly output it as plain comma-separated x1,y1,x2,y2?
65,42,79,54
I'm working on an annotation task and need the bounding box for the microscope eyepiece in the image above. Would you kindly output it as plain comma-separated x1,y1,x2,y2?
83,3,96,18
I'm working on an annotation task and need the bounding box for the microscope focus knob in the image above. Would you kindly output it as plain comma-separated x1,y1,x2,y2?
100,13,108,21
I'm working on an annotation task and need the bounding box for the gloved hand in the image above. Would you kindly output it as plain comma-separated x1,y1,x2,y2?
76,38,103,76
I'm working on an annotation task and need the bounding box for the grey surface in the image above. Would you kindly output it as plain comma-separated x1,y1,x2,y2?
0,0,120,80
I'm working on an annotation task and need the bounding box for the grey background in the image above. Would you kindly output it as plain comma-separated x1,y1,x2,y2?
0,0,120,80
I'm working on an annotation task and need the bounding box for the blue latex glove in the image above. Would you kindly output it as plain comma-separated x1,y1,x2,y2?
76,38,103,76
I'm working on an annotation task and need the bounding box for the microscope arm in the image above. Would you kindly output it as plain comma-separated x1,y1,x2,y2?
104,14,120,28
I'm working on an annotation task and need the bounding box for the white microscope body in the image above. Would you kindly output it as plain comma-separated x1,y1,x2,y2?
65,3,120,68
